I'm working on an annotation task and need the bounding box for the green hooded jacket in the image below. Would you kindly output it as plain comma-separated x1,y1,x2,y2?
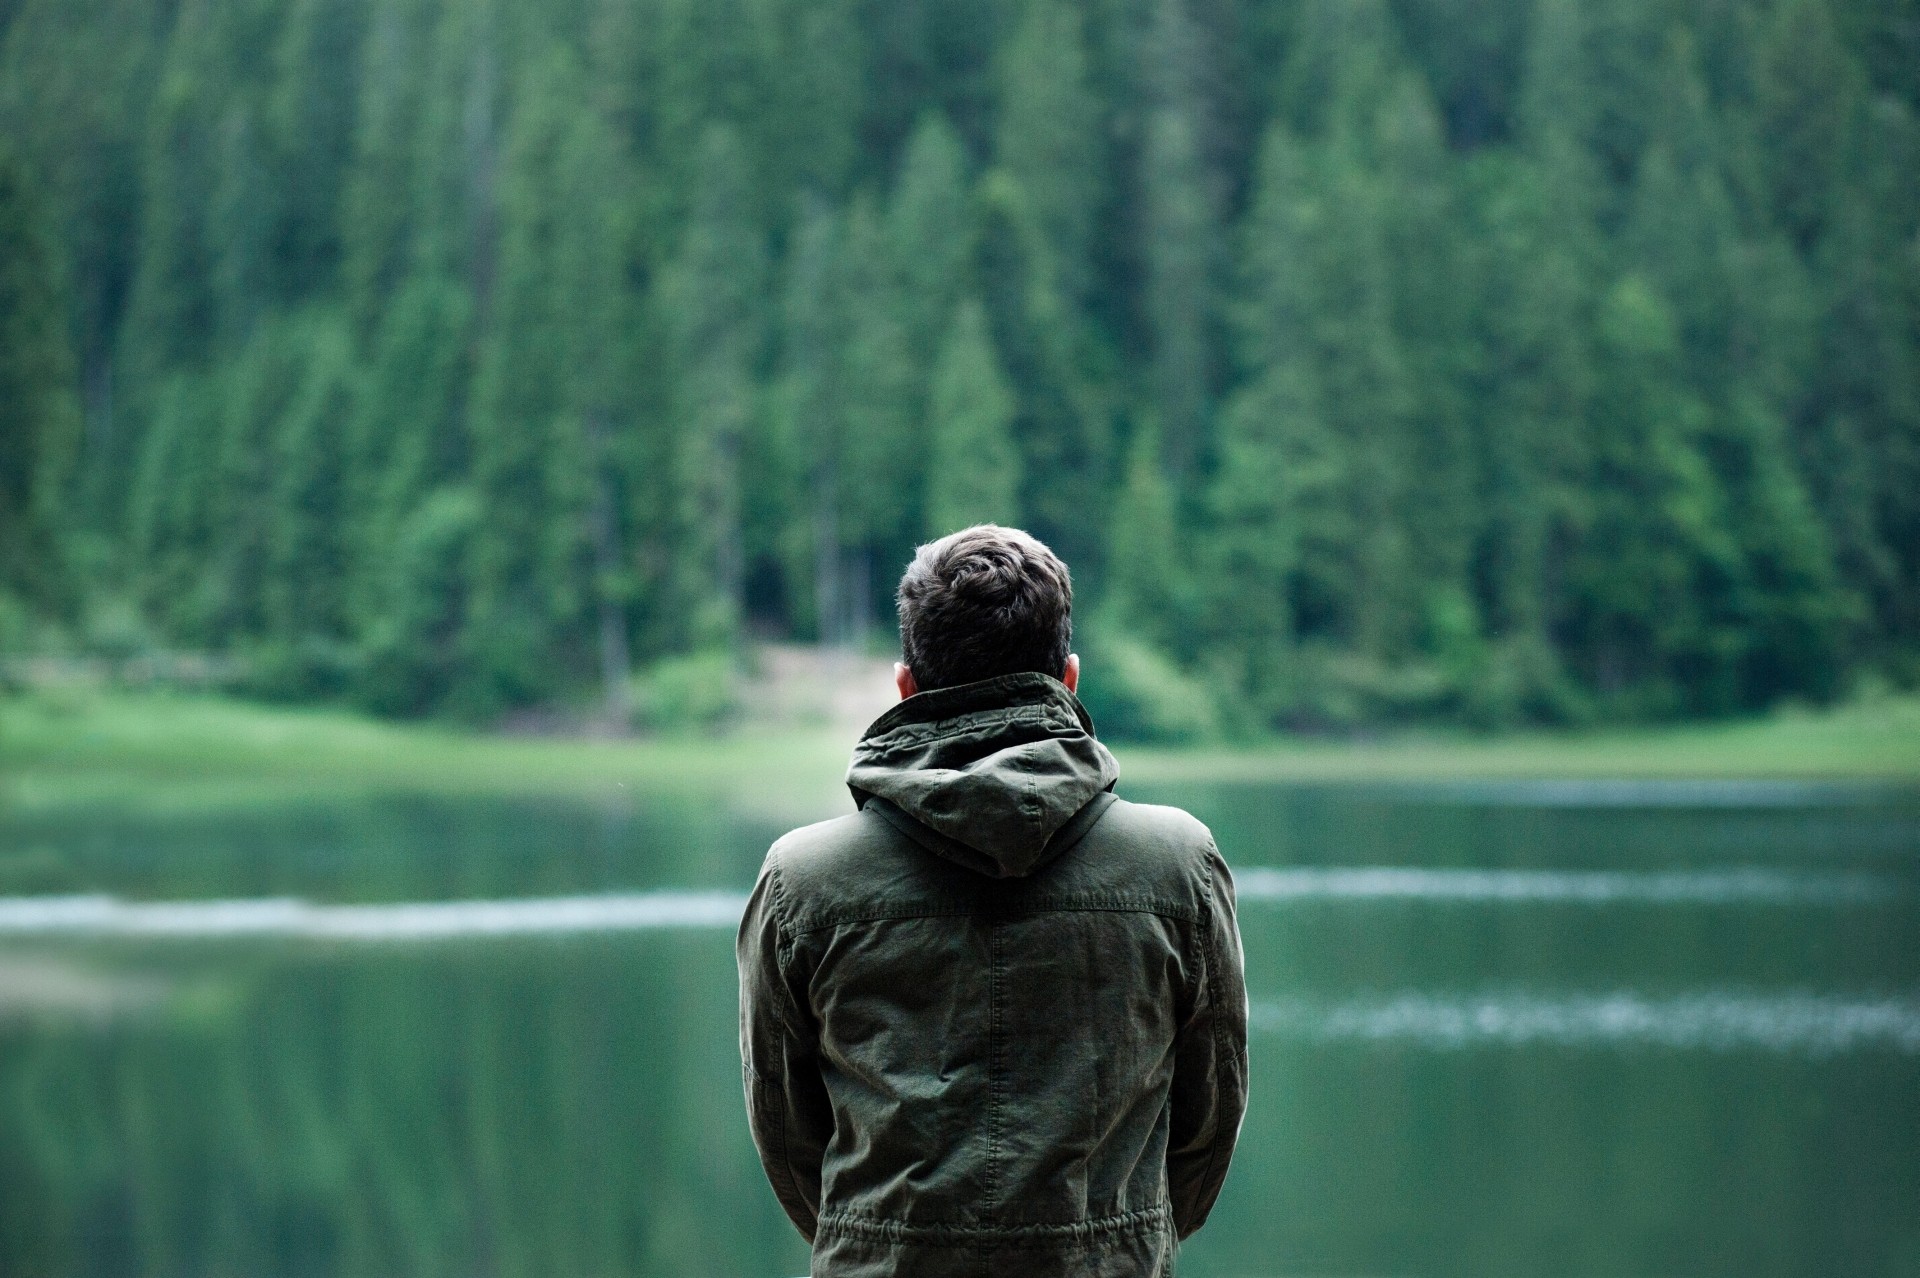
738,673,1248,1277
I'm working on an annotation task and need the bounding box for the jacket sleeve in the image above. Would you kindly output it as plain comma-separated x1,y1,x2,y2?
737,848,835,1242
1166,840,1250,1239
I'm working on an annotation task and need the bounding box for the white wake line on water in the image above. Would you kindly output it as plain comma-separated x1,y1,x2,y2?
1371,778,1905,808
0,891,750,940
0,865,1896,942
1251,991,1920,1055
1232,866,1895,904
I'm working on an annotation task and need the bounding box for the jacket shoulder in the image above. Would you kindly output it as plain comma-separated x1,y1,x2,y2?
769,811,872,862
766,809,976,928
1096,797,1215,854
1039,796,1221,914
767,811,893,887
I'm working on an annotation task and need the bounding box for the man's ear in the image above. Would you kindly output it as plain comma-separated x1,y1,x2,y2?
895,662,919,700
1062,652,1079,693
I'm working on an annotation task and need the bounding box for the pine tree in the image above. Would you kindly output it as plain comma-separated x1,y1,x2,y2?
774,192,913,648
340,0,432,339
1205,369,1326,721
1793,78,1920,668
973,169,1115,583
0,146,82,613
1463,0,1605,667
1274,0,1402,140
777,196,854,644
660,123,768,648
342,273,473,640
194,318,316,645
1712,393,1852,704
1139,0,1223,480
463,47,581,708
887,113,972,391
0,0,167,534
262,312,357,692
358,485,482,716
208,102,273,347
1569,275,1737,714
265,0,363,300
1105,424,1183,650
116,0,225,390
983,0,1114,581
406,0,501,310
453,45,642,712
551,98,639,714
924,299,1020,535
755,0,863,199
123,370,218,635
1753,0,1862,252
836,195,917,640
994,0,1102,309
1234,122,1416,657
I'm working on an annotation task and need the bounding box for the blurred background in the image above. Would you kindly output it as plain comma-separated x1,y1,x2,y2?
1,0,1917,729
1,0,1918,1274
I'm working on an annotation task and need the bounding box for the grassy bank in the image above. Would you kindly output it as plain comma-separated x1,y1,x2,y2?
1120,694,1920,785
0,690,854,816
2,688,1916,818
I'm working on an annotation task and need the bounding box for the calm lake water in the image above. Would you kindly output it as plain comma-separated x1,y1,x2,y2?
1,777,1916,1277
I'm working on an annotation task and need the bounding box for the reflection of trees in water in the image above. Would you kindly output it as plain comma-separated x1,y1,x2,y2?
0,795,781,906
2,786,1915,1275
0,937,798,1277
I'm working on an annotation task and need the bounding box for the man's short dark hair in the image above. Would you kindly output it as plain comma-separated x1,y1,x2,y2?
897,525,1073,692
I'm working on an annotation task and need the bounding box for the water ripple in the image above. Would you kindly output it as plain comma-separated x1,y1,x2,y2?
1233,866,1894,905
1374,779,1905,808
0,864,1898,945
0,891,749,941
1251,990,1920,1055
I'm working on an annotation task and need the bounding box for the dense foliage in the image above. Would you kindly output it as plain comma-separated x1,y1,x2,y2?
1,0,1916,732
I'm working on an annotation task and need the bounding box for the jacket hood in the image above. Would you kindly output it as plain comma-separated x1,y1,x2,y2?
846,671,1120,878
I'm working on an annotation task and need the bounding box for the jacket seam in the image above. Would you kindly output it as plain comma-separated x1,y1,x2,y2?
785,900,1202,936
745,1061,801,1228
768,852,792,939
763,856,815,1230
815,1203,1171,1246
862,702,1081,750
1190,846,1229,1217
987,916,1003,1210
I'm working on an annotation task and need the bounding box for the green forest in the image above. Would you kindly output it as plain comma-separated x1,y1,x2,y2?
0,0,1915,735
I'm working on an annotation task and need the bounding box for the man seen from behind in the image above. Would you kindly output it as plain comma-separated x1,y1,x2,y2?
738,524,1249,1277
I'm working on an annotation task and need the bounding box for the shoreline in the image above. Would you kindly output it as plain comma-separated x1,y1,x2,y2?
3,689,1916,821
